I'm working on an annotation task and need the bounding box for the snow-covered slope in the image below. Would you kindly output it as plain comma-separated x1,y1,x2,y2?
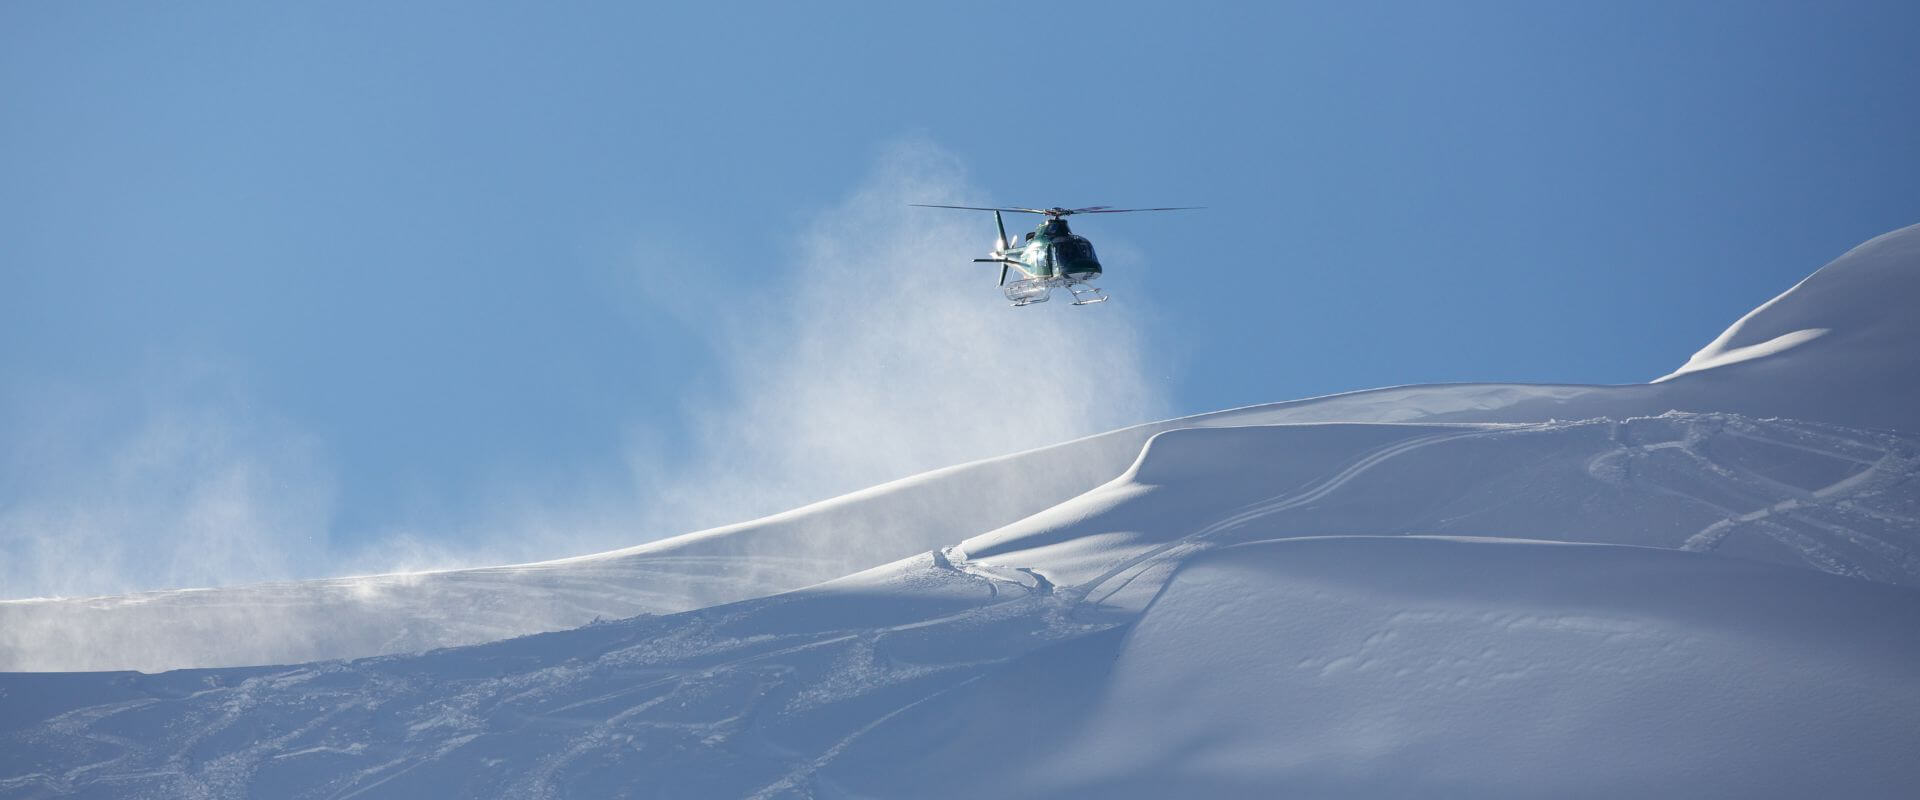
3,223,1918,798
4,531,1916,798
0,383,1626,672
1004,537,1920,799
1652,222,1920,432
960,415,1920,595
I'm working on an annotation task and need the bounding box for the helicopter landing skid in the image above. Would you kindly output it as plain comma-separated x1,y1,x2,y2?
1067,283,1108,305
1004,277,1109,307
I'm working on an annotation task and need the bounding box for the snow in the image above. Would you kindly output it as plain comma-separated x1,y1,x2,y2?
0,386,1654,672
3,222,1920,797
1652,222,1920,431
1660,223,1920,385
961,415,1920,592
1660,326,1830,375
1025,537,1920,799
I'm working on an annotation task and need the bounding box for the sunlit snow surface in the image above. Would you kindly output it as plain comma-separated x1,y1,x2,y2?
4,223,1920,798
5,413,1919,798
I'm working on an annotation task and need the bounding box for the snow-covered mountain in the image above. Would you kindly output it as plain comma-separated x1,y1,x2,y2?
3,224,1918,798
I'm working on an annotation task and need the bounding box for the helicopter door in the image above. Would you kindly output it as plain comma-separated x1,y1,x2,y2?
1031,241,1054,277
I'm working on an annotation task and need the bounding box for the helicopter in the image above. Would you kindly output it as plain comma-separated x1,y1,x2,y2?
910,204,1200,306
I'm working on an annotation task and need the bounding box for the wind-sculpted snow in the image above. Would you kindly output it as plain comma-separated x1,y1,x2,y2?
0,382,1659,672
1653,221,1920,432
3,540,1915,798
5,412,1920,798
960,414,1920,591
0,554,1095,799
9,383,1914,674
1016,537,1920,798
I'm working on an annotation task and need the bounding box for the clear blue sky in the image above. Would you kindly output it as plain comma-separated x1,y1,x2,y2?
5,1,1919,593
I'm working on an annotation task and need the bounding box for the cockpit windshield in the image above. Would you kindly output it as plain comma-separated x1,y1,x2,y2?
1051,238,1095,264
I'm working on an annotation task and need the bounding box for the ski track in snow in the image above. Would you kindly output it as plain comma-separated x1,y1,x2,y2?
735,427,1523,796
1073,426,1513,608
1625,417,1920,582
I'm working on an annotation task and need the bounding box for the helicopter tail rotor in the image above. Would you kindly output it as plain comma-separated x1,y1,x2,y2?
993,210,1011,285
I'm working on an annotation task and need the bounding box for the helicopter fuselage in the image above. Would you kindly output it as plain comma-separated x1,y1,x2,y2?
912,202,1198,307
912,202,1196,303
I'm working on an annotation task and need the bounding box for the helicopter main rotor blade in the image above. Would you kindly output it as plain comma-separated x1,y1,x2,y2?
914,203,1206,218
1074,206,1206,214
909,204,1053,215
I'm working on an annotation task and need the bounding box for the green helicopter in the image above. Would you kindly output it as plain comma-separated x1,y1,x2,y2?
911,204,1200,306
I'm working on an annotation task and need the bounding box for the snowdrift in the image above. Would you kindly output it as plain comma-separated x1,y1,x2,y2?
1656,222,1920,432
3,222,1919,798
1011,537,1920,799
5,530,1916,798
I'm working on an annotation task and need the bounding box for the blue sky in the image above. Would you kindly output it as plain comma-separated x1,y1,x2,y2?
5,1,1919,595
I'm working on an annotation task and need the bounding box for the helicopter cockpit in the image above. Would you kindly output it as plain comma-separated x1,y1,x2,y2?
1051,237,1099,277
